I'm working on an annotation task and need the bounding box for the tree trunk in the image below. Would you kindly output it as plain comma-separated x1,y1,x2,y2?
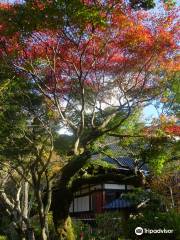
16,225,36,240
21,181,36,240
33,184,48,240
41,226,48,240
52,188,75,240
51,151,92,239
39,212,48,240
169,186,175,209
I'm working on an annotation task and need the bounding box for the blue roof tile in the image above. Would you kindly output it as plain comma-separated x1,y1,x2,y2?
103,156,148,172
104,198,133,209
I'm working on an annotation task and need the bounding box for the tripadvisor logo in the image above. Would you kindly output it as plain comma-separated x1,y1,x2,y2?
135,227,174,235
135,227,143,235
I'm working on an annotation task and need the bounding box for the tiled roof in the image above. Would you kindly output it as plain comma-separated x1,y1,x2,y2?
103,156,148,172
91,140,148,172
104,156,133,168
104,198,133,209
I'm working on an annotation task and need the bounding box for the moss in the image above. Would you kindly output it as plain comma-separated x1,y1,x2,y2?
0,236,8,240
57,216,75,240
66,217,75,240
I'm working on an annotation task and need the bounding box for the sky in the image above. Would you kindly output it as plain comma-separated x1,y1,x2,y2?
142,104,159,123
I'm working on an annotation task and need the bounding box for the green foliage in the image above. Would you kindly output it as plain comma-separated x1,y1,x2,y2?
31,212,56,238
150,153,168,174
79,158,115,177
66,216,76,240
0,236,8,240
141,136,178,174
72,158,115,183
0,0,106,36
123,188,166,211
73,220,92,240
164,0,177,9
124,188,180,239
89,108,145,158
88,106,179,175
0,63,60,240
0,64,57,160
54,134,75,155
0,214,19,240
99,104,179,175
95,212,124,240
125,210,180,240
168,72,180,117
73,212,124,240
85,159,115,169
106,108,143,134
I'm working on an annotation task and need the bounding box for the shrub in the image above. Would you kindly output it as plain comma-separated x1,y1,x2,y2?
125,210,180,240
73,212,125,240
95,211,124,240
73,219,92,240
0,236,7,240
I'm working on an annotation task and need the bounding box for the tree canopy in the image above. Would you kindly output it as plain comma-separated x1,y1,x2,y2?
0,0,179,239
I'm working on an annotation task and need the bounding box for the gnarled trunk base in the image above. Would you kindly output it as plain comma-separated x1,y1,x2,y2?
52,188,75,240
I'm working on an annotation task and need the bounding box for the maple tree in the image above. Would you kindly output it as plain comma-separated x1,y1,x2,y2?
0,0,179,239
